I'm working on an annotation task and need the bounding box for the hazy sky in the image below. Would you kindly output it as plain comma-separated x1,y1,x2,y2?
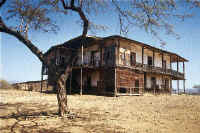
1,2,200,89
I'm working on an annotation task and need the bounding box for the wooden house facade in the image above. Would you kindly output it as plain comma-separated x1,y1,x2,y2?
42,35,188,96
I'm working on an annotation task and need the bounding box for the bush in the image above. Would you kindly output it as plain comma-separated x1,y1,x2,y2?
0,80,13,89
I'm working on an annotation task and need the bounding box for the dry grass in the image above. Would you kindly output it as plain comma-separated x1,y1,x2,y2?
0,89,200,133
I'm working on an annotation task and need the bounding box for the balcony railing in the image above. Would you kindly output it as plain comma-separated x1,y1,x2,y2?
118,62,185,79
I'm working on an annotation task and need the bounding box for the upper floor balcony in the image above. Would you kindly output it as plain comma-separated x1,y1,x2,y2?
117,62,185,80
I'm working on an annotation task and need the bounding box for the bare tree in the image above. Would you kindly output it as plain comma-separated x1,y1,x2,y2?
0,0,200,117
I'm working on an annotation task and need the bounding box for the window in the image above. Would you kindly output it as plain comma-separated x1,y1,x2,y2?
119,48,131,66
56,56,65,66
43,66,48,75
163,60,166,70
130,52,136,66
103,46,115,65
148,56,153,66
91,51,100,66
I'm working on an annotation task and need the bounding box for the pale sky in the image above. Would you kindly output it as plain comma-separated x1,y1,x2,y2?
1,3,200,89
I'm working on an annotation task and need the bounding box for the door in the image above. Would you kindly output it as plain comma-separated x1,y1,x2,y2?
148,56,153,66
130,52,136,66
164,79,169,90
135,80,140,93
151,77,156,89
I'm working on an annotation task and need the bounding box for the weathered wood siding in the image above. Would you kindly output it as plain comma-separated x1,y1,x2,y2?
116,68,144,92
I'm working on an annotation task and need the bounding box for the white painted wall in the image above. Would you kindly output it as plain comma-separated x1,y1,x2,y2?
130,44,143,63
119,40,171,69
146,74,171,89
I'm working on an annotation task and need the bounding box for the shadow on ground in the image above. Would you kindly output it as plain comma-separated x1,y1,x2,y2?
0,103,124,133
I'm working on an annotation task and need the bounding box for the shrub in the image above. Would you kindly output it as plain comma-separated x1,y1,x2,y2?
0,80,13,89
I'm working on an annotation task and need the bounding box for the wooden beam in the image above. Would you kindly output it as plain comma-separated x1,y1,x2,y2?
170,78,172,94
142,47,144,65
170,55,172,69
40,64,44,93
177,56,179,72
162,53,164,69
153,50,155,67
100,45,102,67
80,44,83,95
114,68,117,97
116,40,120,66
183,62,185,93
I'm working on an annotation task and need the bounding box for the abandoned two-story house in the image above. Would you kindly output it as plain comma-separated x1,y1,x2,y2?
42,35,188,96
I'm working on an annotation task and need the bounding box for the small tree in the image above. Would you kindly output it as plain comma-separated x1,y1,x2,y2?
0,79,12,89
0,0,200,116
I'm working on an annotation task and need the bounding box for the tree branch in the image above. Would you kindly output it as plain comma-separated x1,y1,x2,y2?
0,0,6,8
61,0,88,37
0,17,44,63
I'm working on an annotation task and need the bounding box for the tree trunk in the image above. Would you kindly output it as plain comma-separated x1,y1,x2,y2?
55,55,76,117
56,72,69,116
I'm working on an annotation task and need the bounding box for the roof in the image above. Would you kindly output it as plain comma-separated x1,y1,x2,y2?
45,35,188,62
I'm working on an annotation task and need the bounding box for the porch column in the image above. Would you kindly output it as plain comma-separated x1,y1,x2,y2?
153,50,155,67
116,39,120,66
170,55,172,93
40,64,44,93
183,61,185,94
170,78,172,94
162,53,164,69
142,46,144,65
80,44,83,95
177,56,179,94
114,68,117,97
170,55,172,69
100,46,103,67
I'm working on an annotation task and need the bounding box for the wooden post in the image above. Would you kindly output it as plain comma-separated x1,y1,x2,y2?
153,50,155,67
40,64,43,93
144,72,146,94
170,78,172,94
170,55,172,69
183,61,185,94
162,53,164,69
100,46,103,67
142,47,144,65
114,68,117,97
116,41,120,66
177,56,179,94
80,44,83,95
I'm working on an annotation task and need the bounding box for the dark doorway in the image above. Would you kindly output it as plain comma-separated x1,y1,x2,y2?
135,80,140,93
148,56,153,66
130,52,136,66
151,77,156,89
164,79,169,90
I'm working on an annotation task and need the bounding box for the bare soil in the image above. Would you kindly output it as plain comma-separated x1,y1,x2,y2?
0,89,200,133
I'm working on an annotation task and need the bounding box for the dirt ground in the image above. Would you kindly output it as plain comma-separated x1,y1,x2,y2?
0,89,200,133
